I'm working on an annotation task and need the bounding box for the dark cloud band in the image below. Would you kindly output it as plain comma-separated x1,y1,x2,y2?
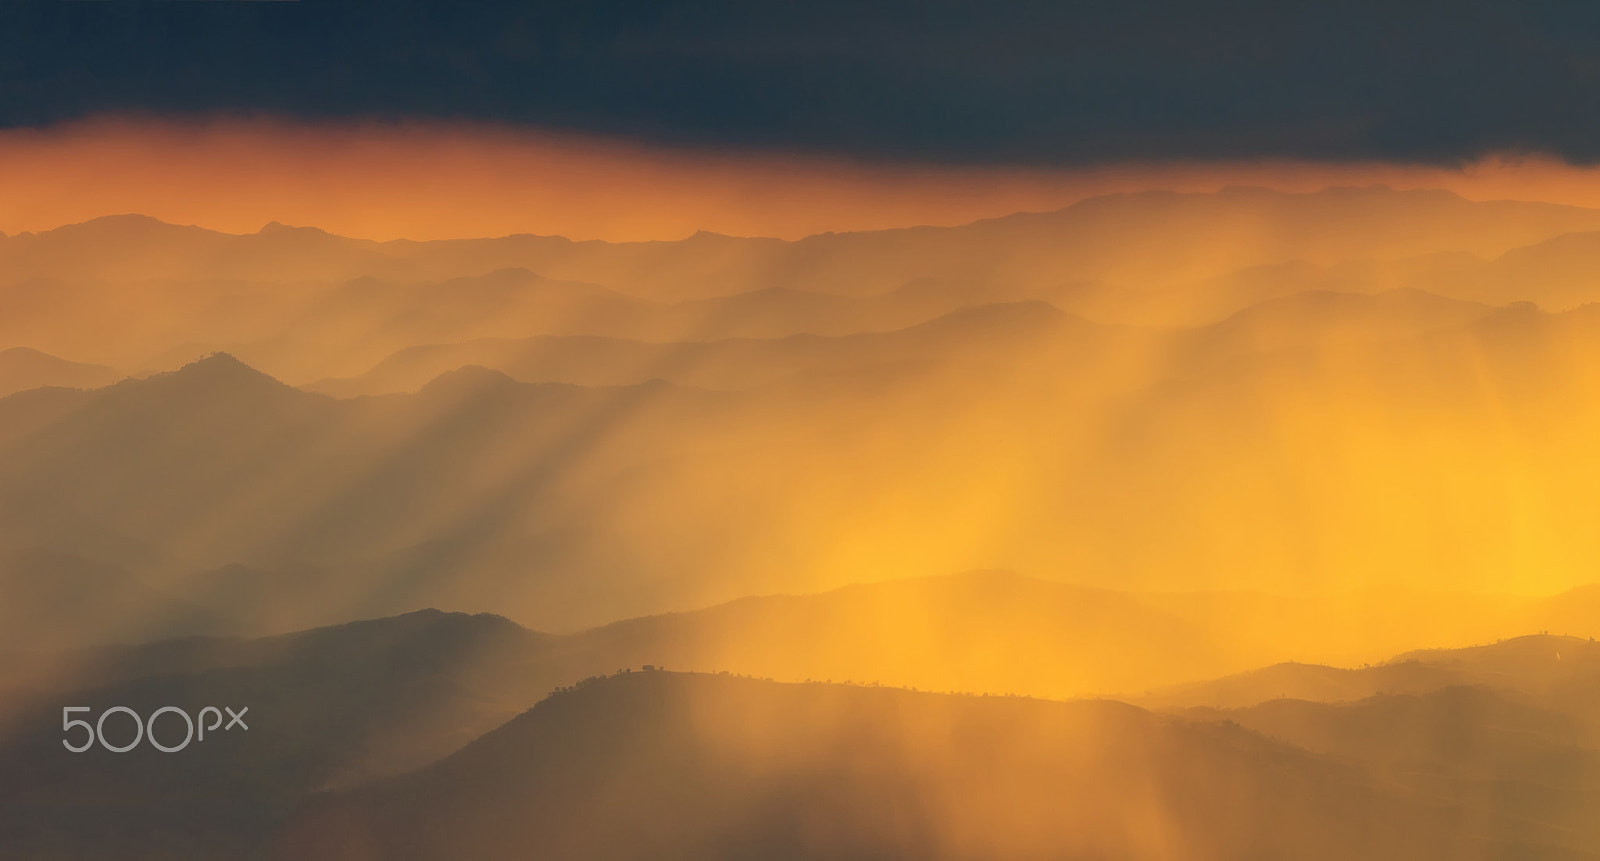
7,0,1600,165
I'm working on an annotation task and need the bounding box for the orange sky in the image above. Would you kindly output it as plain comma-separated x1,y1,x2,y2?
8,117,1600,242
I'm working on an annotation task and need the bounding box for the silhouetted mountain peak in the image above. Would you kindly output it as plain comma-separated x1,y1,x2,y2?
71,213,177,230
416,364,526,397
169,352,287,387
90,353,311,414
45,213,213,241
685,228,737,242
278,607,541,656
254,220,342,240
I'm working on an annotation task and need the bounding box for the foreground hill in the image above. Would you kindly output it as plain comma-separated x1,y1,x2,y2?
0,609,552,778
3,609,1598,859
273,670,1571,861
0,610,557,860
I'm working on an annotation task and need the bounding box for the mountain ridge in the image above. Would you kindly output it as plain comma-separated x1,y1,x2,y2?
271,669,1570,861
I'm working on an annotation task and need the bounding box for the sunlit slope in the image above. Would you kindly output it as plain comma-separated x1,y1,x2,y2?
14,187,1600,380
274,670,1561,861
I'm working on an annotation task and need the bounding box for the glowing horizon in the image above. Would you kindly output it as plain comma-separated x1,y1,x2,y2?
11,116,1600,243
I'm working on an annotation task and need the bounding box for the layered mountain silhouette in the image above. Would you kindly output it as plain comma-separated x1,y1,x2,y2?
5,310,1600,635
16,187,1600,380
306,300,1082,395
6,187,1598,295
9,186,1600,859
7,569,1598,727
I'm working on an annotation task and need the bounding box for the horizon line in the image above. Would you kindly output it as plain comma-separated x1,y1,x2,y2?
0,184,1558,245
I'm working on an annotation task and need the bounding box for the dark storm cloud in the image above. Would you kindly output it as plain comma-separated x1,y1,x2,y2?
7,0,1600,165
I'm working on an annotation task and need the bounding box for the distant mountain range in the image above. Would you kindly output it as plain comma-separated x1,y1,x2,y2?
7,190,1600,632
305,299,1082,395
12,186,1600,380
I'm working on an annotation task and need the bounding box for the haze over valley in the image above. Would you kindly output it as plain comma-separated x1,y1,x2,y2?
8,187,1600,859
